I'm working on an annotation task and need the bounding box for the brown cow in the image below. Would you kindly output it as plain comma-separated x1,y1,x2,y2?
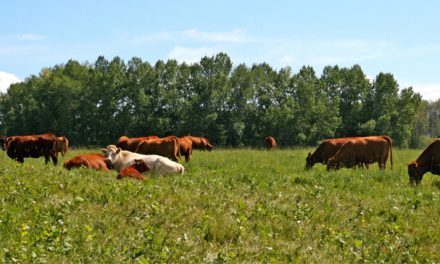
63,153,111,171
4,133,58,165
408,138,440,185
135,136,181,161
55,136,69,157
187,136,214,151
116,135,159,152
178,136,193,162
265,136,277,150
117,159,150,180
327,136,393,171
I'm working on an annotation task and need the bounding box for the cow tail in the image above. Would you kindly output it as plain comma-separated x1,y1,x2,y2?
175,137,181,161
383,136,393,170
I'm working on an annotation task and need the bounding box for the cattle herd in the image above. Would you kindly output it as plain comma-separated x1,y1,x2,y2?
0,133,439,185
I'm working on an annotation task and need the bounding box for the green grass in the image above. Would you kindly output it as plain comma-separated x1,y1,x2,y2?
1,148,440,263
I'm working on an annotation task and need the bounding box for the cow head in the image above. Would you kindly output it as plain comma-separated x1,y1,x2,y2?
408,161,423,185
326,157,340,171
133,159,150,173
101,145,121,167
305,152,314,169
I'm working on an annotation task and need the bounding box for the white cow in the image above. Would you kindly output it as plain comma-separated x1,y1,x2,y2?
101,145,184,175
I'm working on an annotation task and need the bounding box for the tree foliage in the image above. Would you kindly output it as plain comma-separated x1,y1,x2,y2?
0,53,428,147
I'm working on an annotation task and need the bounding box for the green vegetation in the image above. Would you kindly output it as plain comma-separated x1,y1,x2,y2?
1,148,440,263
2,53,436,148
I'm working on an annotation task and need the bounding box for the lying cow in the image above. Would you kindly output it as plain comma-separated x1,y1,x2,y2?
116,135,159,152
63,153,111,171
135,136,181,161
102,145,184,175
187,136,214,151
408,138,440,185
117,159,150,181
55,136,69,157
327,136,393,171
265,136,277,150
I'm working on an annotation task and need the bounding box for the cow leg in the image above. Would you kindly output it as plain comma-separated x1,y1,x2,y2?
51,152,58,165
185,154,190,162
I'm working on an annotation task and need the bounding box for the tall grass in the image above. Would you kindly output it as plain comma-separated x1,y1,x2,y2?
1,148,439,263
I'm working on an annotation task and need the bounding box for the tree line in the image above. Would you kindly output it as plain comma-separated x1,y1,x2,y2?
0,53,438,148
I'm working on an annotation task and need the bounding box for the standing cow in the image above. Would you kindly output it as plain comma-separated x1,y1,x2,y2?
116,135,159,152
3,133,59,165
178,136,193,162
265,136,277,150
305,137,363,169
55,136,69,157
327,136,393,171
408,138,440,185
187,136,214,151
135,136,181,161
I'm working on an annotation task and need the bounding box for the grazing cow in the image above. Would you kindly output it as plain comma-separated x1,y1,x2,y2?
135,136,181,161
178,136,193,162
55,136,69,157
305,137,363,169
408,138,440,185
63,153,110,171
117,159,150,180
265,136,277,150
116,135,159,152
3,133,58,165
327,136,393,171
102,145,184,175
187,136,214,151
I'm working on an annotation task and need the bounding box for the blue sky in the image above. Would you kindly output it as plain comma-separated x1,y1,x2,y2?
1,0,439,100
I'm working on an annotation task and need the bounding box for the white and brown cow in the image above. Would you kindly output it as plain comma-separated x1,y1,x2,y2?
101,145,184,175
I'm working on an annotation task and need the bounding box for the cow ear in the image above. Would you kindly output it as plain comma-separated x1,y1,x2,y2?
101,148,107,154
116,148,121,154
307,152,312,158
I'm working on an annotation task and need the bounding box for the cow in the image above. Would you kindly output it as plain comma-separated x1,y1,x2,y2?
408,138,440,185
117,159,150,181
63,153,111,171
265,136,277,150
305,137,363,169
101,145,184,175
135,136,181,161
187,136,214,151
55,136,69,157
327,136,393,171
3,133,58,165
178,136,193,162
116,135,159,152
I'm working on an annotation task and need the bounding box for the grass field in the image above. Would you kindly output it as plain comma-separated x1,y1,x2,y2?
1,148,440,263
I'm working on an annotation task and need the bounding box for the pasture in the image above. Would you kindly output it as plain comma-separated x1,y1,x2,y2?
1,148,440,262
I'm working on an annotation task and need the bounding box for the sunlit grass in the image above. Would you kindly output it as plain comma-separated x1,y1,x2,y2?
1,148,440,262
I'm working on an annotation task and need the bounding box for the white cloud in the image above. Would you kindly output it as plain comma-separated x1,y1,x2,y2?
410,84,440,101
167,46,219,64
183,28,250,43
0,71,21,93
16,34,46,41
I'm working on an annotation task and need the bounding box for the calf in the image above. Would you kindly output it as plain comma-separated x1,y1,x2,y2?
63,153,110,171
117,159,150,180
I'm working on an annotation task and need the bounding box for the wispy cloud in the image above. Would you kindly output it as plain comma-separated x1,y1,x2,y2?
167,46,219,64
408,83,440,101
0,71,21,93
15,34,46,41
183,28,251,43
